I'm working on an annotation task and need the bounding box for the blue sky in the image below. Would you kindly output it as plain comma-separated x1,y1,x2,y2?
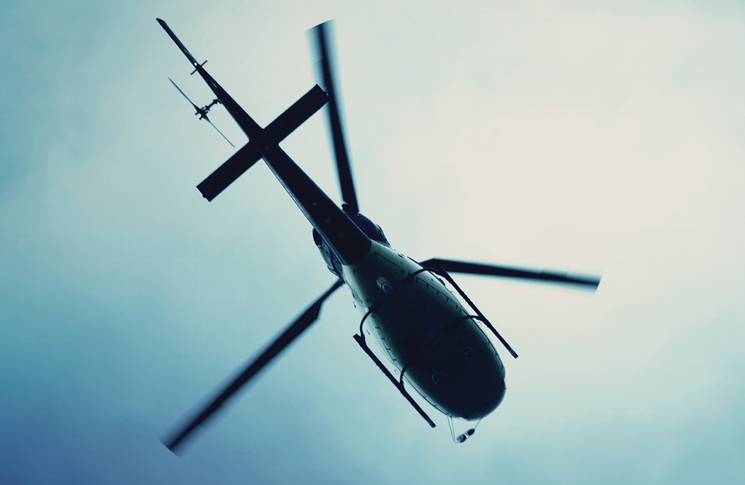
2,1,745,483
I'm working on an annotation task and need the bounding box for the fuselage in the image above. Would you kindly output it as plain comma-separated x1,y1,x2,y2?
340,238,506,420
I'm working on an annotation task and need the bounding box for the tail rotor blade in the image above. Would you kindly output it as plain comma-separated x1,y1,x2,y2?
205,117,235,148
170,78,234,148
312,21,359,214
169,77,200,111
419,258,601,289
162,280,343,454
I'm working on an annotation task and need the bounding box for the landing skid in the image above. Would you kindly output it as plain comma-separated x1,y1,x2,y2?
353,332,436,428
429,266,518,359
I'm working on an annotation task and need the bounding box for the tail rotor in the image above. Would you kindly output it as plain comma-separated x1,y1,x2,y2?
168,77,235,147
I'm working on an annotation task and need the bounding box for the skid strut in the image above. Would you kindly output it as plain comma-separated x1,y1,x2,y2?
428,266,518,359
353,333,436,428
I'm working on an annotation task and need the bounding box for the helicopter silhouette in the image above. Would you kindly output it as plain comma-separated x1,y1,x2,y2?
157,18,601,453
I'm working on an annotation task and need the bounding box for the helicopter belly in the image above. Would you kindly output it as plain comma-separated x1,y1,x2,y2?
342,242,506,420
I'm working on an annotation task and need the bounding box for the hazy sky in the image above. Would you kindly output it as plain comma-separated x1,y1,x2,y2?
2,1,745,483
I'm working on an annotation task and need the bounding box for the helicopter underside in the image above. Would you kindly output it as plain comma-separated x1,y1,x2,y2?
342,241,507,420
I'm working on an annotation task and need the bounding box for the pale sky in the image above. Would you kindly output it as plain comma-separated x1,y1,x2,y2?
2,1,745,483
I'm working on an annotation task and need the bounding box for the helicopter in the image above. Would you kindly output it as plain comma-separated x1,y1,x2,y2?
157,18,601,454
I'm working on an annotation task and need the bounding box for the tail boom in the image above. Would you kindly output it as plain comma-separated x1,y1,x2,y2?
159,19,371,265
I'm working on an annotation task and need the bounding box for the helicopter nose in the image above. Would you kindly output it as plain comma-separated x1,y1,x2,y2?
480,377,507,417
456,377,506,420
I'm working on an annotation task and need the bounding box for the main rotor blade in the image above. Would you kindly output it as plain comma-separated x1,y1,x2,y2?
169,77,200,111
163,279,343,453
419,258,601,289
313,21,359,214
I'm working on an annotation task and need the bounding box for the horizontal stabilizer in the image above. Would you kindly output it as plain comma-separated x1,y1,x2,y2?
264,85,329,144
197,85,329,201
197,143,258,201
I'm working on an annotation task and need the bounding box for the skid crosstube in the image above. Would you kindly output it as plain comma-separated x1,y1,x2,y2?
197,85,329,201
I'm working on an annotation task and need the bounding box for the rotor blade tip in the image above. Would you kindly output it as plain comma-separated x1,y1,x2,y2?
161,438,184,456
